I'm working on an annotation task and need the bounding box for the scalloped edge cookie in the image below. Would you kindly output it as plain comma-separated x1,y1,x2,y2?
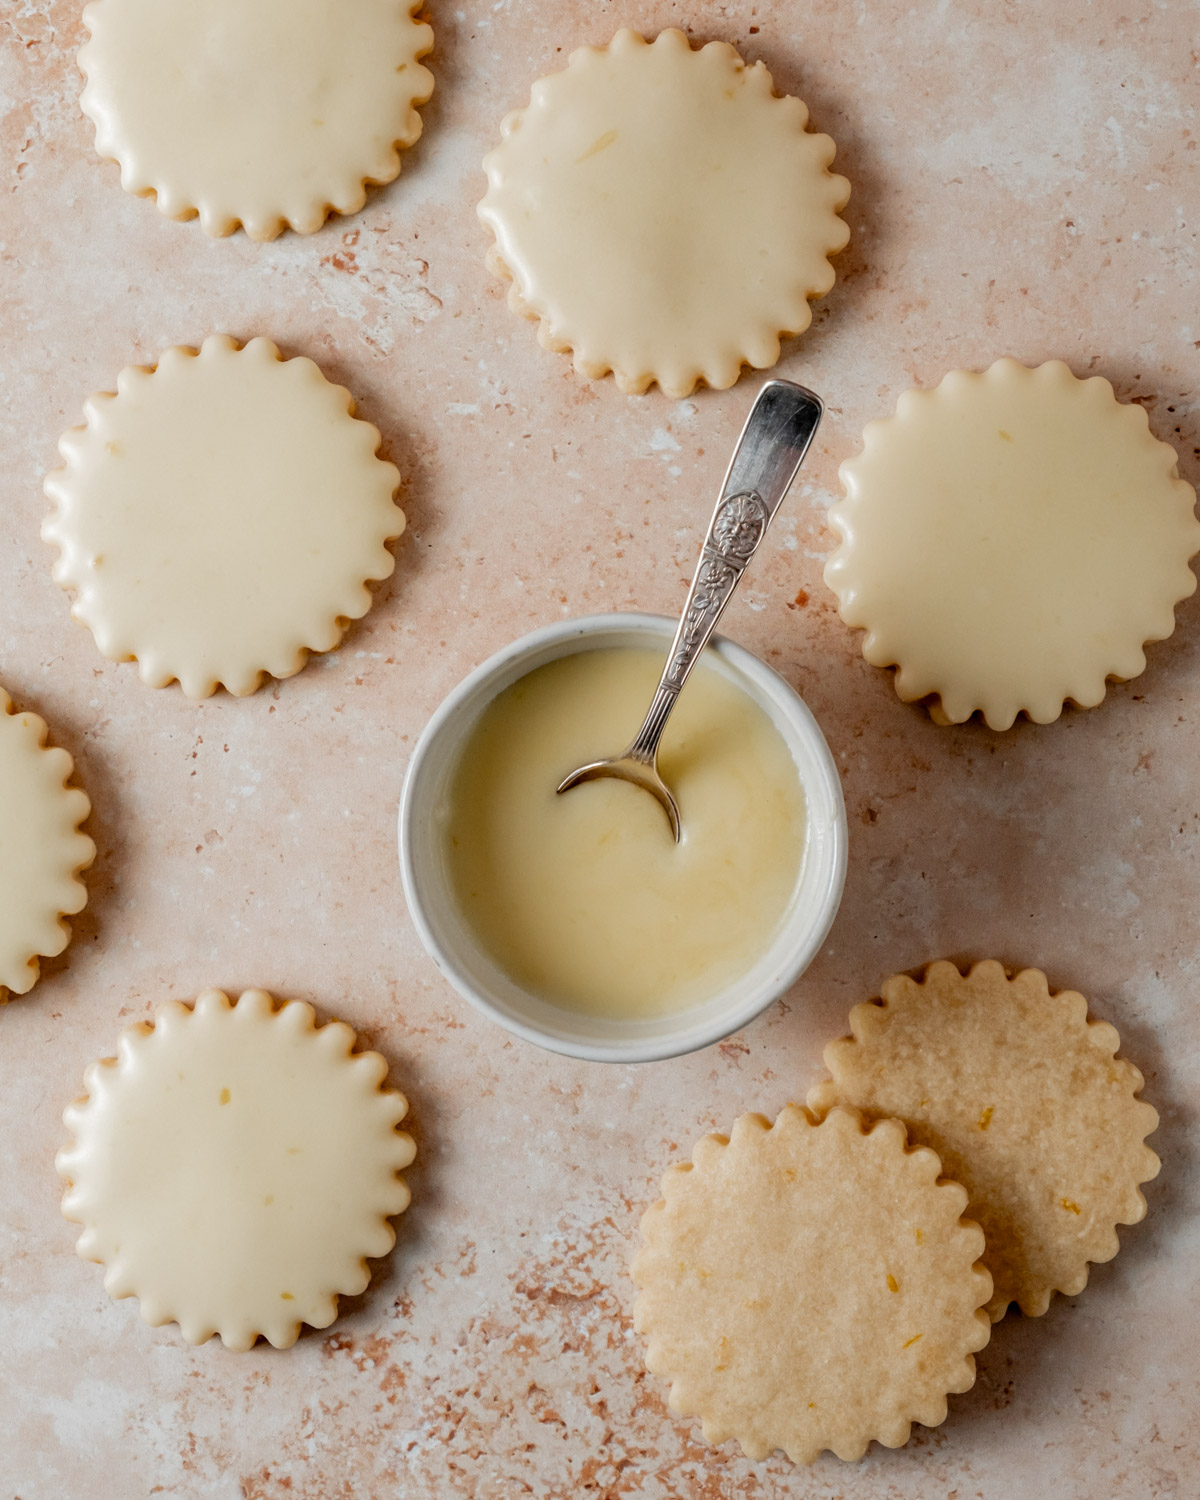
0,690,95,1000
57,987,416,1350
825,359,1200,729
79,0,434,240
43,334,404,698
808,960,1161,1320
633,1103,992,1464
479,29,850,398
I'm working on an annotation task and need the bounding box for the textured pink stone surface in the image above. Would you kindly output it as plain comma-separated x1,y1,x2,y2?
2,2,1198,1495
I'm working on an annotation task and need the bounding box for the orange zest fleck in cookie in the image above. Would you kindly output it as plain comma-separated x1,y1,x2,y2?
808,960,1160,1319
633,1104,991,1462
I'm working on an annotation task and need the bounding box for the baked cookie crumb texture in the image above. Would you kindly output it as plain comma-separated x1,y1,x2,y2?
633,1104,991,1463
808,960,1161,1320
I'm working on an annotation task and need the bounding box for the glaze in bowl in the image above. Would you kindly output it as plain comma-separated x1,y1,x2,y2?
398,613,847,1063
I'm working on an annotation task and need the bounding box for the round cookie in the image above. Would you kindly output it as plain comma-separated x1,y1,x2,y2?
0,690,94,1000
478,29,850,398
43,335,404,698
807,961,1160,1321
57,988,416,1350
79,0,434,240
633,1104,992,1464
825,359,1200,729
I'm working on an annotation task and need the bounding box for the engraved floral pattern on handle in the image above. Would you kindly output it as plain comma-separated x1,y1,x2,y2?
663,492,767,687
665,556,740,686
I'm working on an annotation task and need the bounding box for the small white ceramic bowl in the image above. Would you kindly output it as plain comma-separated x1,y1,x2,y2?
398,613,847,1064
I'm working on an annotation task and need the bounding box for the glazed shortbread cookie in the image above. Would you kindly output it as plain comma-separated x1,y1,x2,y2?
808,961,1160,1321
479,29,850,398
79,0,434,239
44,335,404,697
58,988,416,1350
0,691,94,1000
825,360,1200,728
633,1105,991,1464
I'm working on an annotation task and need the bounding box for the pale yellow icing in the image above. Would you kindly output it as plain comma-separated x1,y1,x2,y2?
826,359,1200,729
79,0,434,239
0,690,94,998
478,29,850,398
43,335,404,698
443,647,807,1019
57,988,416,1351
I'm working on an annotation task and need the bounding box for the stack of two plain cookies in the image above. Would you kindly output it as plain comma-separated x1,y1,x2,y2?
632,960,1160,1464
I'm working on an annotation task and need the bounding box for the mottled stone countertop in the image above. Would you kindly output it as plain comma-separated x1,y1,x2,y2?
2,2,1198,1497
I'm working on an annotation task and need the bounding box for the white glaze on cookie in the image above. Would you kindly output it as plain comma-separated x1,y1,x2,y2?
0,690,94,999
43,335,404,698
58,988,416,1350
479,29,849,397
826,359,1200,729
79,0,434,239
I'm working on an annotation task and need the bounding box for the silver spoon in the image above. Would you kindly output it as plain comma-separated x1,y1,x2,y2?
557,378,824,841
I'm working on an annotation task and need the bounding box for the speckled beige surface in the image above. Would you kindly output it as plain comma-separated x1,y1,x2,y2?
1,2,1198,1496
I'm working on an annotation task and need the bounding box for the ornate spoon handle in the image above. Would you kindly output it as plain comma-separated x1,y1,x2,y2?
626,380,824,766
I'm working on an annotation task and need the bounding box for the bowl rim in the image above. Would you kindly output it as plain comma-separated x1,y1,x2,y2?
398,611,847,1064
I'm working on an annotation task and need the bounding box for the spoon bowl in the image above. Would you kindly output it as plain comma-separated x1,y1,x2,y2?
557,749,681,840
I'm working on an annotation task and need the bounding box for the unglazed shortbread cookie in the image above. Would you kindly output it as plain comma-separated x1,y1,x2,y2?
43,335,404,698
478,29,850,398
0,691,95,1000
57,988,416,1350
825,360,1200,729
78,0,434,239
808,961,1161,1321
632,1105,991,1464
